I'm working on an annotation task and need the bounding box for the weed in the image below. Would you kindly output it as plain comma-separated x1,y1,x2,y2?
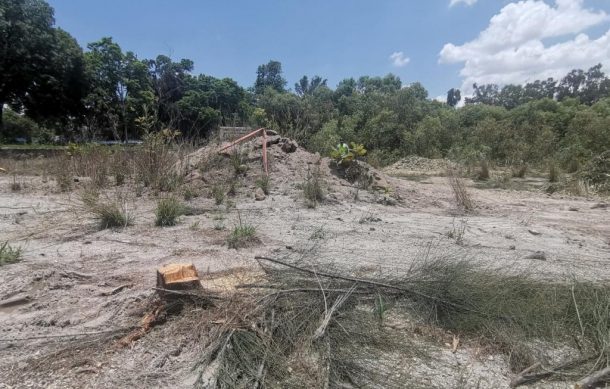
189,221,201,231
10,175,21,192
183,186,199,201
447,218,467,245
230,149,248,176
0,241,22,266
447,165,474,211
55,166,73,192
155,197,185,227
255,175,271,195
227,214,257,249
309,226,327,240
549,162,560,183
512,165,527,178
303,164,325,208
476,160,490,181
90,201,132,229
212,184,225,205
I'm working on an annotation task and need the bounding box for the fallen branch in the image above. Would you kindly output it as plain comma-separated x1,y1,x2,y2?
313,285,356,341
0,327,134,343
575,366,610,389
510,356,597,387
254,256,477,313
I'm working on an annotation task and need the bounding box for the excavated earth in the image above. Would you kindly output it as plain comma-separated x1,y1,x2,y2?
0,139,609,388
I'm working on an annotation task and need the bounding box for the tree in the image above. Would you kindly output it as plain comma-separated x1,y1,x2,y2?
254,60,286,94
147,55,193,126
0,0,56,131
465,83,500,105
23,28,88,133
446,88,461,107
295,75,327,96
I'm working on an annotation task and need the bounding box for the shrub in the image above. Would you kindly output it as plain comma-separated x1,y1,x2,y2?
512,165,527,178
255,175,271,195
302,165,324,208
0,241,22,266
230,149,248,176
447,165,474,212
183,186,199,201
330,142,367,167
212,184,225,205
227,223,257,249
549,163,560,183
155,197,184,227
10,175,21,192
476,160,490,181
91,201,132,229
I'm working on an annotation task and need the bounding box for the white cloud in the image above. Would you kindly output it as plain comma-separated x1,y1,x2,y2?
440,0,610,93
450,0,478,7
389,51,410,67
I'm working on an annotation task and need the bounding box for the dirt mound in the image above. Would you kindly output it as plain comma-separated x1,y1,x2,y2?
384,156,449,176
182,135,396,203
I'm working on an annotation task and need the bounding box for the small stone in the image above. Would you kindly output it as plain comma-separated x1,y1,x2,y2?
254,188,266,201
524,251,546,260
281,140,298,153
509,245,516,250
528,229,542,236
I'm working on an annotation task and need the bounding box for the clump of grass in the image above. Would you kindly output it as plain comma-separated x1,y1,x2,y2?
230,149,248,176
183,186,199,201
447,165,474,211
10,175,21,192
549,162,560,183
255,175,271,195
303,165,325,208
0,241,22,266
155,197,185,227
55,168,73,192
212,184,225,205
227,215,257,249
91,201,132,229
512,165,527,178
476,160,490,181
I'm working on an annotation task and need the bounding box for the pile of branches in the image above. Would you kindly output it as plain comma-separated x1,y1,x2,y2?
189,255,610,388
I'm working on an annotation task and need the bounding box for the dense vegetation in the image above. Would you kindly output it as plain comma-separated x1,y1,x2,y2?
1,0,609,170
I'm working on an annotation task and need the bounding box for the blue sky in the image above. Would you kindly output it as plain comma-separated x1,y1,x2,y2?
48,0,610,98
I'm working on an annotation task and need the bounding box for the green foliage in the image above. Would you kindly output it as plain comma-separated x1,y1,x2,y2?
89,200,132,229
330,142,367,167
212,184,225,205
255,175,271,195
0,242,22,266
155,197,184,227
227,223,257,249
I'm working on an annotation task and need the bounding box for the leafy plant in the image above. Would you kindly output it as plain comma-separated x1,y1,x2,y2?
0,241,22,266
330,142,367,166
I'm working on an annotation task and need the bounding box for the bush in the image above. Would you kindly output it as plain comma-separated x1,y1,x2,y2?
91,201,132,229
227,223,257,249
549,163,560,183
255,175,271,195
512,165,527,178
0,109,41,143
155,197,184,227
476,160,490,181
212,184,225,205
302,165,324,208
0,241,22,266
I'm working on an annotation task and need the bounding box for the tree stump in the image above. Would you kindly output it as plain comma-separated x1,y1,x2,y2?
156,263,201,293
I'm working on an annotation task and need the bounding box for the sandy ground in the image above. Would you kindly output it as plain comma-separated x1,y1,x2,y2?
0,143,608,388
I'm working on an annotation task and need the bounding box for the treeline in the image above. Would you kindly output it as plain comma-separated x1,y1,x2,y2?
1,0,609,170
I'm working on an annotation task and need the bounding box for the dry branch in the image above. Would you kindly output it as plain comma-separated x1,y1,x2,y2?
575,366,610,389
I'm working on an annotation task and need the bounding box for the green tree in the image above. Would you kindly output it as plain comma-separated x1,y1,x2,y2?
0,0,56,131
254,60,287,94
446,88,461,107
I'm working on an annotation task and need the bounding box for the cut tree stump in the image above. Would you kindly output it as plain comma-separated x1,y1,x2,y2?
156,263,201,292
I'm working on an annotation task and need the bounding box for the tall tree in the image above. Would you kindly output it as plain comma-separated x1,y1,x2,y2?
446,88,461,107
0,0,56,131
254,60,286,94
295,75,327,96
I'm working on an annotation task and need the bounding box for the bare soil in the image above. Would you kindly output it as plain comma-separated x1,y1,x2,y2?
0,142,608,388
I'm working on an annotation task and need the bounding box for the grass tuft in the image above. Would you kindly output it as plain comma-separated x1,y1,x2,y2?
92,202,132,229
155,197,185,227
255,175,271,195
227,217,257,249
303,165,325,208
0,241,22,266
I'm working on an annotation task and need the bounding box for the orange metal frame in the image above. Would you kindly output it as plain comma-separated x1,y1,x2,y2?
218,128,269,176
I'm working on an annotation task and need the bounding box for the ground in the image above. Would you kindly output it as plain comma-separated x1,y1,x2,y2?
0,142,608,388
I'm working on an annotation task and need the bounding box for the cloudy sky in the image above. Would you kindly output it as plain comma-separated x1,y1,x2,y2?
48,0,610,97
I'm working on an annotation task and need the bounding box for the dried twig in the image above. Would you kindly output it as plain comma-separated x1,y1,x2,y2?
575,366,610,389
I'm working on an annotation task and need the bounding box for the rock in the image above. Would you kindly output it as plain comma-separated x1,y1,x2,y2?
280,139,298,153
255,188,266,201
528,229,542,236
524,251,546,260
591,203,608,209
509,245,516,250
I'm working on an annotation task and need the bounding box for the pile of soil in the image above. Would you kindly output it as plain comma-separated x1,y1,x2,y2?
182,135,396,203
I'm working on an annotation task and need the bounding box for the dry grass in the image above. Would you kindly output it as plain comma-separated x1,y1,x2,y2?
302,164,325,208
447,165,474,211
